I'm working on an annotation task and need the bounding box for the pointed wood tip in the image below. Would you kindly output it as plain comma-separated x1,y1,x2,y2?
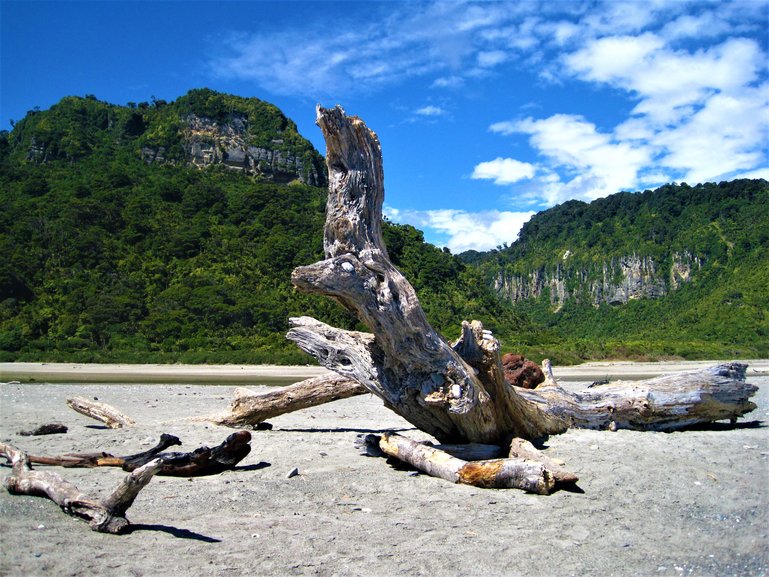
316,104,346,123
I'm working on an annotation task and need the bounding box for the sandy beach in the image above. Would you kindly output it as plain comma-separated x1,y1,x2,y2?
0,363,333,385
3,359,769,385
1,361,768,577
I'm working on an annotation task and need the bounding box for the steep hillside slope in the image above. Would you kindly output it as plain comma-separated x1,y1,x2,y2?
0,91,526,363
7,88,326,187
463,180,769,362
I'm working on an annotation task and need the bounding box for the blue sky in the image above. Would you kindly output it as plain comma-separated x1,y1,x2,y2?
2,1,768,252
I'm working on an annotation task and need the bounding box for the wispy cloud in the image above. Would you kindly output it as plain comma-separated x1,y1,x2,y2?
431,76,464,89
385,207,536,253
414,105,446,117
211,2,533,97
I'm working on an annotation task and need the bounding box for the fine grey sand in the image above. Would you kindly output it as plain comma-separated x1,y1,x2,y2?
1,361,768,577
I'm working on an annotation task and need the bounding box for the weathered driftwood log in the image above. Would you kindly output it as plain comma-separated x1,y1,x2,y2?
358,432,564,494
288,106,566,445
213,373,367,427
1,443,161,534
66,397,136,428
286,105,757,450
516,360,758,432
23,431,252,476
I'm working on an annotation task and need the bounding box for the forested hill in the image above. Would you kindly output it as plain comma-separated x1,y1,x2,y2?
6,88,327,187
0,90,527,364
460,179,769,362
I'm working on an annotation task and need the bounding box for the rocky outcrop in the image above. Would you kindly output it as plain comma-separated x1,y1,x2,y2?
670,251,703,290
141,114,325,187
591,255,667,305
26,137,50,163
494,252,703,309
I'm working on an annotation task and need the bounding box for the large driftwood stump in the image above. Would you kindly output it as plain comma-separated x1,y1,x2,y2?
288,106,565,444
286,105,758,450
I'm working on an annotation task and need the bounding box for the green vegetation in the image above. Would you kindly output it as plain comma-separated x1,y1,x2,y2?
2,91,766,366
0,92,524,364
462,179,769,363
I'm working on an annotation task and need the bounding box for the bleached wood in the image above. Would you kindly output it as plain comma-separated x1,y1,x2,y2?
66,396,136,428
517,361,758,431
1,443,161,533
213,373,367,427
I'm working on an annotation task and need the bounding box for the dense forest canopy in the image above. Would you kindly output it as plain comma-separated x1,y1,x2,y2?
461,179,769,363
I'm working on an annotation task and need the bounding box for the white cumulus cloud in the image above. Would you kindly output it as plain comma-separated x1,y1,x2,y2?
385,207,535,253
489,114,652,202
480,19,767,208
471,157,536,185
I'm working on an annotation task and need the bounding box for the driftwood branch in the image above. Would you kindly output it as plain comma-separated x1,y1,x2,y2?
67,397,136,428
358,432,572,494
1,443,161,534
23,431,253,477
517,361,758,431
213,373,367,428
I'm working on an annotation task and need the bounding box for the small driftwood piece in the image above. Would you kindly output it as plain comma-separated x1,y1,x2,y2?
516,361,758,432
358,432,570,494
67,397,135,428
1,442,161,534
24,431,252,477
18,423,68,436
507,437,577,483
213,373,367,427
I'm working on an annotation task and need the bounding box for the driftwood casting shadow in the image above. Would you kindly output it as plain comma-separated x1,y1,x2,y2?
126,524,222,542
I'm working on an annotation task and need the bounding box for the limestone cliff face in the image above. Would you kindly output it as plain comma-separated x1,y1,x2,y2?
141,114,326,187
494,252,703,309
